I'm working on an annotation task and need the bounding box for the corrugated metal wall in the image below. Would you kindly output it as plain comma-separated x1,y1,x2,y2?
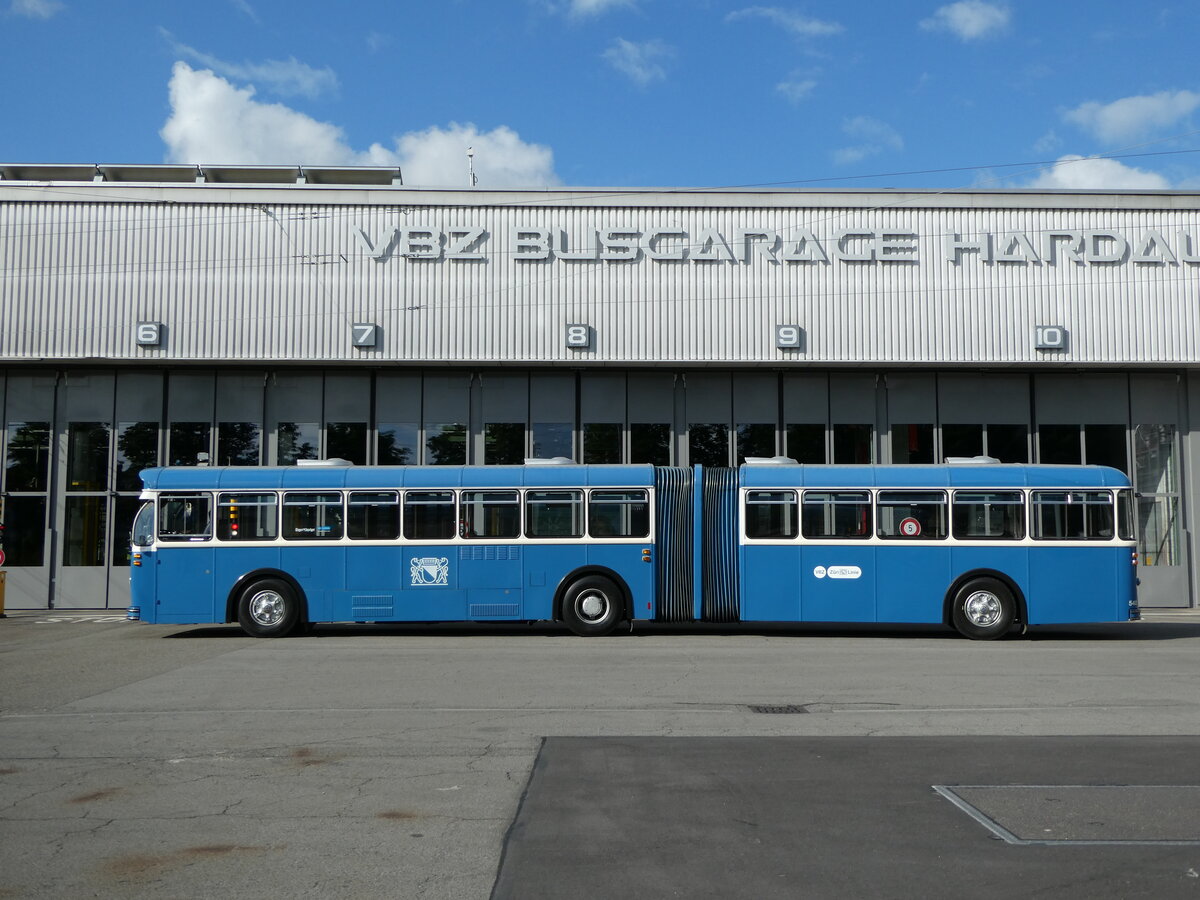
2,189,1200,365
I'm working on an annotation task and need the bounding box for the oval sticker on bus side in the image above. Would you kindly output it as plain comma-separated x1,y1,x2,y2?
814,565,862,580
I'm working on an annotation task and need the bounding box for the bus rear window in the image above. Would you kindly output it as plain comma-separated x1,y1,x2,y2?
348,492,401,540
877,491,947,540
282,492,344,541
589,490,650,538
526,490,584,538
158,494,212,542
745,490,798,539
461,491,520,539
801,491,871,540
1117,489,1134,541
1032,491,1115,540
952,491,1024,541
217,492,278,541
404,491,455,540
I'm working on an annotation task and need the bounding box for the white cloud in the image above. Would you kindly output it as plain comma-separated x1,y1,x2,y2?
569,0,635,14
1064,90,1200,144
9,0,63,18
1027,155,1171,190
920,1,1009,41
160,63,559,187
726,6,843,37
832,116,903,165
160,31,338,99
229,0,258,22
602,38,673,86
1032,130,1061,155
776,77,816,104
382,124,559,188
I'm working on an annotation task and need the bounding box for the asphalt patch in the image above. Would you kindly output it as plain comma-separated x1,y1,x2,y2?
493,736,1200,899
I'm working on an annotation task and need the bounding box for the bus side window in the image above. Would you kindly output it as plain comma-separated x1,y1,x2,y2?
526,490,584,538
461,491,521,539
744,490,798,539
404,491,455,540
282,492,344,541
349,492,401,540
217,492,278,541
877,491,947,540
158,494,212,542
1032,491,1114,540
801,491,871,540
951,491,1024,540
588,490,650,538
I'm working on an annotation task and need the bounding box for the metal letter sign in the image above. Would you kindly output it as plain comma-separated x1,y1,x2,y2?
135,322,162,346
566,324,593,350
1035,325,1067,350
775,325,803,350
351,323,378,348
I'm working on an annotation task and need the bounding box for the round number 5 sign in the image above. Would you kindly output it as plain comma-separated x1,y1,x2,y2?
899,517,922,537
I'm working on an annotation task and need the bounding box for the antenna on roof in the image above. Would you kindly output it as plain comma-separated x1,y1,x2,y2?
467,146,477,188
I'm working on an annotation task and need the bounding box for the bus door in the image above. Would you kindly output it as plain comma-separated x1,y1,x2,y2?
586,489,655,620
798,491,876,622
459,491,523,619
741,490,801,621
401,491,466,620
874,490,951,623
151,493,216,623
522,490,587,619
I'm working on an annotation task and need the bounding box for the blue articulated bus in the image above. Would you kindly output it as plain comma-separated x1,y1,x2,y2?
128,458,1139,640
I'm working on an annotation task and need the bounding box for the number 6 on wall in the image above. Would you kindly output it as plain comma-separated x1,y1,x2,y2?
135,322,162,346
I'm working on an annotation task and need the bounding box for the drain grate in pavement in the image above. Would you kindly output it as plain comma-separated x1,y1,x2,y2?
747,704,809,714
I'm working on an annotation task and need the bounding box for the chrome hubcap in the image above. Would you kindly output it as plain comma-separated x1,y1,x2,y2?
249,590,286,626
963,590,1002,628
578,591,608,621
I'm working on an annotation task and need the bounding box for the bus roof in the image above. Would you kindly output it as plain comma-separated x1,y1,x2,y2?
138,464,657,492
739,464,1132,489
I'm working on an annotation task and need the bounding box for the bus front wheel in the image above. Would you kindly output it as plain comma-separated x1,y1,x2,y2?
237,578,301,638
951,577,1014,640
562,575,623,637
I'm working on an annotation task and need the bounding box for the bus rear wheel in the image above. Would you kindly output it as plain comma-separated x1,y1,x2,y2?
237,578,302,638
951,577,1015,640
562,575,623,637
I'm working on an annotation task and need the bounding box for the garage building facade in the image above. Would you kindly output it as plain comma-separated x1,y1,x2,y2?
0,164,1196,610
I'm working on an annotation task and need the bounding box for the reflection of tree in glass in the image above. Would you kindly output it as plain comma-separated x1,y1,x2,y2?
219,422,261,466
427,424,466,465
486,423,524,465
327,423,367,464
377,428,414,465
689,424,730,467
116,422,159,491
277,423,318,464
630,423,670,466
68,423,110,490
5,422,51,491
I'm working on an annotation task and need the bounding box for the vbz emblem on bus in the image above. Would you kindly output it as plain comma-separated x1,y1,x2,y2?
410,557,450,586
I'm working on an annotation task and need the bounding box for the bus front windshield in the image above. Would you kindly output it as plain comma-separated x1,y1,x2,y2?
131,501,155,548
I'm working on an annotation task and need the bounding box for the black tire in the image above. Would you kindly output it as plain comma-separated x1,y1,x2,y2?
237,578,302,638
561,575,624,637
951,577,1015,640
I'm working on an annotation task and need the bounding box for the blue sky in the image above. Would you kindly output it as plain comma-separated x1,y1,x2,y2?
2,0,1199,189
